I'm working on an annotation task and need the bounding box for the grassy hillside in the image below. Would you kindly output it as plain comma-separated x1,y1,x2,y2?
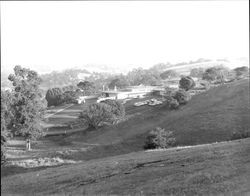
2,138,250,195
56,79,250,160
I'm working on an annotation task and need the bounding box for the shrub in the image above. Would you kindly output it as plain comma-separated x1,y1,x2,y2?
144,127,176,149
164,96,179,110
231,131,250,140
179,76,195,91
79,103,115,129
174,89,191,105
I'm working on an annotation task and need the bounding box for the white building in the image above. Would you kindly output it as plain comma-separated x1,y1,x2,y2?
98,85,165,101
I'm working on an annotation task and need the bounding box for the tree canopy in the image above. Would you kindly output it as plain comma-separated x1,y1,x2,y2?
8,66,46,145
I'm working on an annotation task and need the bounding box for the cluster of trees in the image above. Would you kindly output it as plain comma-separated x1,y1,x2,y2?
45,81,98,107
108,75,129,90
40,69,91,89
79,100,125,129
190,66,249,83
1,66,47,163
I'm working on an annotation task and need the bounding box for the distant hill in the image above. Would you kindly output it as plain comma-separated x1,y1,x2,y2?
158,58,249,75
1,57,248,90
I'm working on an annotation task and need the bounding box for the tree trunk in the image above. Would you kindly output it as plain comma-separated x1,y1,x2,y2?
26,139,31,151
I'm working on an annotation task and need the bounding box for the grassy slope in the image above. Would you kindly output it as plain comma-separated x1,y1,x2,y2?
2,138,250,195
59,79,250,160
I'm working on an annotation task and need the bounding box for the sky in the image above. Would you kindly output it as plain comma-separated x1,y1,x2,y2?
1,1,249,74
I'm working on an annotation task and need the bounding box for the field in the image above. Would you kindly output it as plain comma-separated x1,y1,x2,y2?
1,79,250,195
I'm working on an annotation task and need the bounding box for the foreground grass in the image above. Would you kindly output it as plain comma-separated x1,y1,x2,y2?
1,138,250,195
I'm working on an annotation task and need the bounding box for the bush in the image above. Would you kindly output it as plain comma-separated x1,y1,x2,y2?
179,76,195,91
164,96,179,110
174,89,191,105
231,131,250,140
144,127,176,149
79,103,115,129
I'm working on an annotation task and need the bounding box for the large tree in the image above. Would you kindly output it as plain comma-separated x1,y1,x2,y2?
45,87,64,107
79,103,115,129
8,66,46,150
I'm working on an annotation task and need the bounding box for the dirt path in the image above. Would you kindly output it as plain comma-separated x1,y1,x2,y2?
44,104,74,119
44,104,87,136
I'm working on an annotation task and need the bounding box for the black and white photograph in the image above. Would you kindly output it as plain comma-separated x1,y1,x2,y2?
1,0,249,195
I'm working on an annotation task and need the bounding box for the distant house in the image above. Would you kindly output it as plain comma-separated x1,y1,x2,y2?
98,85,165,101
